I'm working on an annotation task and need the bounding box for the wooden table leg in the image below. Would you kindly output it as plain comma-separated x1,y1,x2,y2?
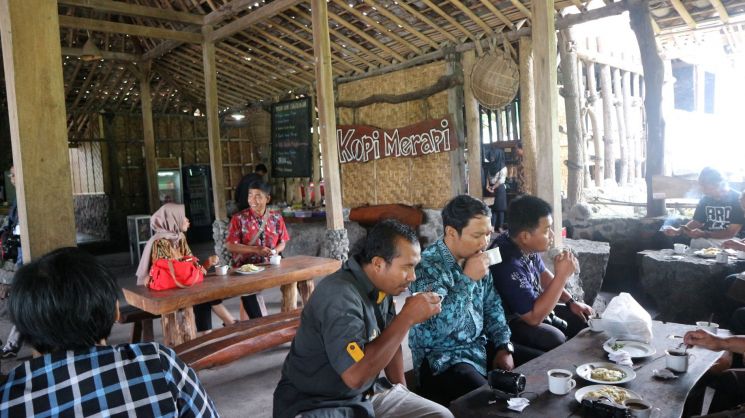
281,283,298,312
299,280,315,306
161,307,197,347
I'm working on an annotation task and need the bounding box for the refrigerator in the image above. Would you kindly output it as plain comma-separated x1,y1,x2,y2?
182,164,214,242
157,157,183,206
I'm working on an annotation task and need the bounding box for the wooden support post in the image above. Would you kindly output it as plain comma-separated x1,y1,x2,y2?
463,50,482,197
447,51,467,197
559,28,583,208
135,64,160,212
622,70,634,184
628,0,666,216
612,68,628,186
0,0,76,260
597,39,616,183
632,73,643,179
519,37,537,196
585,60,603,186
311,0,343,230
202,26,227,220
532,0,562,244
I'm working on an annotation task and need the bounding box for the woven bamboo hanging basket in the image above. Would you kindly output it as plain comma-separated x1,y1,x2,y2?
470,48,519,110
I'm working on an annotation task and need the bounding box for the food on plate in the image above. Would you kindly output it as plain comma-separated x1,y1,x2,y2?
239,263,262,272
584,386,633,403
610,342,625,351
590,367,626,382
701,247,721,255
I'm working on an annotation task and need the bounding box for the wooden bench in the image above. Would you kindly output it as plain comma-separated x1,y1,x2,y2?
174,309,301,371
117,305,158,343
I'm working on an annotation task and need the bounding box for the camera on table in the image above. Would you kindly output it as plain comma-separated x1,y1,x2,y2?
580,398,631,418
488,369,526,399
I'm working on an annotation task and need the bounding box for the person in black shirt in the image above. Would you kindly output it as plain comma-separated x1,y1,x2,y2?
663,167,744,248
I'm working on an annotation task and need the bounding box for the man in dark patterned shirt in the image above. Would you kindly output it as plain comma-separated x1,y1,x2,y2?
409,195,513,406
0,247,218,418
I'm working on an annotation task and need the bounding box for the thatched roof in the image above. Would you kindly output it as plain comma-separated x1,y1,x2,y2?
53,0,745,123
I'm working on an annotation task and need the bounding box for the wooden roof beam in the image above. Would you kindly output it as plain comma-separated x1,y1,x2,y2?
476,0,515,30
277,14,377,69
159,60,253,104
364,0,439,49
61,47,140,62
390,1,458,43
58,0,204,25
708,0,730,23
222,35,316,81
669,0,697,29
417,0,476,40
510,0,533,20
331,0,421,54
219,38,315,84
249,28,350,74
327,8,406,61
58,15,203,42
290,7,391,66
448,0,499,34
262,21,365,73
207,0,307,43
199,46,302,94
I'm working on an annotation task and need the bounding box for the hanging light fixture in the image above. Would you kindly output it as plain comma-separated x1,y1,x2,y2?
80,32,102,62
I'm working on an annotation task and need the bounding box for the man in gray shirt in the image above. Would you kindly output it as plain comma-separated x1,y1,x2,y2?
273,220,452,418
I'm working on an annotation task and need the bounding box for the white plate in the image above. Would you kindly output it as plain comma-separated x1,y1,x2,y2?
603,340,657,358
576,362,636,384
574,385,643,404
234,266,266,275
694,249,720,258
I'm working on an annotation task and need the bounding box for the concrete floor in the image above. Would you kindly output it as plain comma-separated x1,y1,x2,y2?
0,241,413,418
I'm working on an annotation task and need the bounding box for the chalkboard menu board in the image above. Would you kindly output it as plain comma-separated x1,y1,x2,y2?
271,97,312,178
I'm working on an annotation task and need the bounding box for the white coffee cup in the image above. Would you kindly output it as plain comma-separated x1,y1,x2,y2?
547,369,575,395
485,247,502,266
673,243,688,254
215,265,229,276
696,321,719,335
716,252,729,264
587,318,605,332
665,349,689,372
623,399,657,418
269,255,282,265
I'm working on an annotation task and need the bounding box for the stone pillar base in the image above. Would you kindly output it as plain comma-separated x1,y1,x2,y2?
322,229,349,261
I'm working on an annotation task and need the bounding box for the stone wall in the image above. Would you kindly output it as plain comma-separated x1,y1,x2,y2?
73,194,109,240
568,216,673,287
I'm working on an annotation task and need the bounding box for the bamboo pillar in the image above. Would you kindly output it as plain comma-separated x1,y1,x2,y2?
662,60,674,176
559,28,583,208
632,73,644,179
136,64,160,212
598,39,616,183
311,98,322,207
612,68,628,186
622,70,635,184
532,0,562,244
0,0,76,260
311,0,344,231
585,60,603,185
628,0,666,216
202,26,227,220
519,37,537,196
463,50,482,197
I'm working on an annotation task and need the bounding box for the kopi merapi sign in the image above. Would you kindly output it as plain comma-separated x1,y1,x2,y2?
336,116,455,164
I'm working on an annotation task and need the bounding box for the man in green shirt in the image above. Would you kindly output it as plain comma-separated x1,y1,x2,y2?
273,220,452,418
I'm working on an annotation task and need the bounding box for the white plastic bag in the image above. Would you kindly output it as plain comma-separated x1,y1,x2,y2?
600,292,653,343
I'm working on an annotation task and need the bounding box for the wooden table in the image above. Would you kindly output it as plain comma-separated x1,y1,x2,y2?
639,250,745,323
450,321,728,418
122,255,341,346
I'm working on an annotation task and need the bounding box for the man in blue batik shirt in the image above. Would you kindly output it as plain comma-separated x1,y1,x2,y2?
409,195,513,406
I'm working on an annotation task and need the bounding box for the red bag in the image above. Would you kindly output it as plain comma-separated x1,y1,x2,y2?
148,256,204,291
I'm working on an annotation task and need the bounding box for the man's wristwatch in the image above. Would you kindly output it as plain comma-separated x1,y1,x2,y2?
496,341,515,354
565,296,576,306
